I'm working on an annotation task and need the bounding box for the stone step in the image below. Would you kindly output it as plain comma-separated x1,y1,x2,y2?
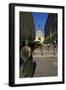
34,48,53,51
32,50,57,56
34,47,57,52
33,55,57,58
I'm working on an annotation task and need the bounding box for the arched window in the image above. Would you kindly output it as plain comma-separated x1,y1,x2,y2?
38,37,41,40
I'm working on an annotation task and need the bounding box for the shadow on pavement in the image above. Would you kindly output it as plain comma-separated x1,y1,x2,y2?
32,61,36,76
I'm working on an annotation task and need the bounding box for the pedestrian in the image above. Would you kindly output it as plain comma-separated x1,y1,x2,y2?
47,43,50,51
39,44,43,55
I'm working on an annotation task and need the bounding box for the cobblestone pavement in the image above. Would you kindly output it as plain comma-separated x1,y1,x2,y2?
20,46,58,78
32,47,58,77
33,56,58,77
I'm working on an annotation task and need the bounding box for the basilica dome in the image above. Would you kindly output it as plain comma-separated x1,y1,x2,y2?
35,27,44,43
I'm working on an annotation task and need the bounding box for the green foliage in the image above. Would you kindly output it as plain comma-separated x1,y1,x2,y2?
43,34,57,44
34,44,38,48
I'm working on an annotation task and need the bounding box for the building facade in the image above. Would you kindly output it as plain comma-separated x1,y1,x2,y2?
20,12,35,47
35,27,44,43
44,13,58,44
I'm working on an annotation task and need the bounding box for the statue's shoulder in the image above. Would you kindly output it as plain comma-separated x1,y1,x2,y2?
21,46,27,50
21,46,31,52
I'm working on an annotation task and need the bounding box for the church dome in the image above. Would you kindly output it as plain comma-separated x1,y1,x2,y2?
35,27,44,43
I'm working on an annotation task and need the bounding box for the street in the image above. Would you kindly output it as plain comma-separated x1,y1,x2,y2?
32,46,58,77
20,46,58,78
33,56,58,77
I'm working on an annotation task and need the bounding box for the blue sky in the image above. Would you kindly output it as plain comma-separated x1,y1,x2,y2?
32,12,48,34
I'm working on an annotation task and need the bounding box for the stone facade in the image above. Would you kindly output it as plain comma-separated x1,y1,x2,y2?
35,27,44,43
44,13,58,44
20,12,35,47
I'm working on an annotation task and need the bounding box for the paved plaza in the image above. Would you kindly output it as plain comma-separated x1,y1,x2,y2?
32,46,58,77
20,46,58,78
33,56,58,77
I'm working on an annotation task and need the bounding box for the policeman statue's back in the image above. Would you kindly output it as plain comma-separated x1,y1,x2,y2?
20,41,33,77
